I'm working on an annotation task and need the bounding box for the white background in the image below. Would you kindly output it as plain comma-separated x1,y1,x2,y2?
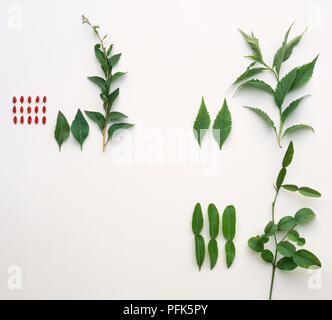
0,0,331,300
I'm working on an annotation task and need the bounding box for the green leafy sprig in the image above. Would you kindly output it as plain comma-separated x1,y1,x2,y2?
248,141,322,299
82,15,134,152
234,25,318,148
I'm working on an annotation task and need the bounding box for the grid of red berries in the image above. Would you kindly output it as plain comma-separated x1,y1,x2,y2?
12,96,47,125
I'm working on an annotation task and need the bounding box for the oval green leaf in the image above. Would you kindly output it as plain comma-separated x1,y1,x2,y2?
297,237,306,246
287,230,300,242
222,205,236,241
298,187,321,198
278,216,296,231
282,141,294,168
295,208,316,224
54,111,70,151
84,111,106,132
194,234,205,271
225,241,236,268
277,241,296,257
107,123,134,142
264,221,277,236
208,239,218,270
248,236,264,252
277,257,297,271
192,203,203,235
276,168,287,189
293,249,321,268
282,184,298,191
208,203,219,239
261,249,274,263
71,109,89,151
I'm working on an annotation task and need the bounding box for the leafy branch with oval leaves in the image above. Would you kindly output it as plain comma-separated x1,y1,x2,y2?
233,25,318,148
248,141,322,299
82,15,134,152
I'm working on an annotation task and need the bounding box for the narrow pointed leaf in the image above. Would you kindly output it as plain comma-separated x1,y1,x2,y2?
108,88,120,111
277,257,297,270
108,53,121,67
94,44,108,75
208,203,219,239
293,249,321,268
282,141,294,168
222,205,236,241
244,107,276,132
84,111,105,132
225,241,236,268
208,239,218,269
282,184,298,191
87,76,106,91
71,109,89,150
298,187,321,198
282,95,310,123
290,56,319,91
237,79,274,95
111,72,127,82
276,168,287,189
107,44,113,56
213,99,232,149
108,111,128,122
54,111,70,151
194,234,205,271
193,97,211,146
238,29,263,62
107,123,134,142
233,67,267,85
295,208,316,224
273,24,293,74
192,203,203,235
283,124,314,138
274,69,297,108
283,29,306,62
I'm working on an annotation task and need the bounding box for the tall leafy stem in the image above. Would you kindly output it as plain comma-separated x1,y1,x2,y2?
234,25,318,148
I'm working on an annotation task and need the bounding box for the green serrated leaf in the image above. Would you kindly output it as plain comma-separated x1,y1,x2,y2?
282,184,298,191
54,111,70,151
225,241,236,268
237,79,274,95
278,216,296,231
108,111,128,122
233,66,267,85
264,221,278,236
261,249,274,263
291,55,319,91
193,97,211,146
222,205,236,241
274,69,297,108
283,29,306,62
277,241,296,257
213,99,232,150
282,141,294,168
277,257,297,271
107,123,134,142
244,107,277,133
295,208,316,224
248,236,264,252
208,239,218,270
298,187,321,198
71,109,89,151
238,29,263,62
194,234,205,271
282,95,310,123
282,124,314,138
109,53,121,67
192,203,203,235
208,203,219,239
276,167,287,189
293,249,321,268
84,111,106,132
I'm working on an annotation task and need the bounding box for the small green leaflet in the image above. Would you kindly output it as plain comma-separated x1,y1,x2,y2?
94,44,108,75
238,29,263,62
294,208,315,224
292,249,321,268
277,241,296,257
282,184,298,191
222,205,236,241
276,167,287,189
208,203,219,239
283,28,306,62
233,66,267,85
290,55,319,91
107,44,113,56
208,239,218,270
213,99,232,150
277,216,296,231
71,109,89,150
297,238,306,246
107,123,134,142
282,141,294,168
277,257,297,271
261,249,274,263
109,53,121,67
282,124,314,138
287,230,300,242
298,187,321,198
88,76,106,91
248,236,264,252
264,221,277,236
194,234,205,271
281,95,310,123
108,111,128,122
84,111,106,132
260,234,269,244
192,203,203,235
274,69,297,108
225,241,236,268
111,72,127,82
236,79,274,95
243,107,276,133
193,97,211,146
54,111,70,151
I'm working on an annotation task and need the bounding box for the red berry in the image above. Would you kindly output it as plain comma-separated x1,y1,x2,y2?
27,106,31,113
13,106,17,113
28,96,32,103
20,116,24,124
13,96,17,103
20,96,24,103
43,96,47,103
20,106,24,113
35,116,39,124
36,96,40,103
35,106,39,113
42,106,46,113
28,116,32,124
42,116,46,124
13,116,17,124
